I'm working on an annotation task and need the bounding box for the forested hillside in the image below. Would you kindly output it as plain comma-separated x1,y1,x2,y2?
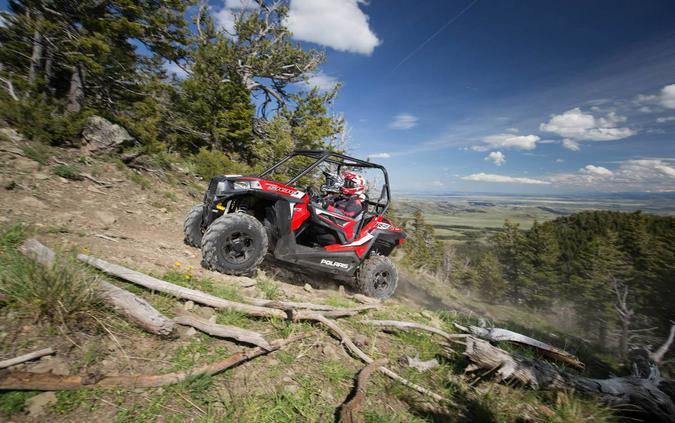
402,209,675,362
0,0,344,176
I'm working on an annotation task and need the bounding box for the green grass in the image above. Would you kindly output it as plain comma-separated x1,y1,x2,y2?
163,191,177,202
256,276,281,300
320,360,353,385
54,390,101,414
21,144,49,165
0,391,37,417
0,223,100,322
53,164,84,181
130,173,151,190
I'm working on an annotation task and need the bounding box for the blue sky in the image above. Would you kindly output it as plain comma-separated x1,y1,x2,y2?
4,0,674,194
269,0,675,194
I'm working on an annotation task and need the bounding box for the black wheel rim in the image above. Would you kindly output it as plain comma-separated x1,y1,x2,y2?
373,270,391,294
221,231,255,264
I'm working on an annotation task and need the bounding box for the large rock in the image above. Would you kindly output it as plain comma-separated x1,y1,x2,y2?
26,392,57,418
0,127,26,143
81,116,134,152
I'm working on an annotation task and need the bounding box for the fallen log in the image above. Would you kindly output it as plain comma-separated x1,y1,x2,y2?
364,319,466,342
77,252,288,319
20,239,176,337
243,298,339,311
455,323,584,369
173,309,271,350
339,359,387,423
312,314,447,403
0,332,311,391
464,336,675,423
0,348,55,369
76,252,375,320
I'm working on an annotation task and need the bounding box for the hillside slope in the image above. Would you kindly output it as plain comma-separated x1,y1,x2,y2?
0,136,620,422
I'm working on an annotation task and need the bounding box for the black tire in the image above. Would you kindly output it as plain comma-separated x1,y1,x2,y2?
356,255,398,299
184,204,205,248
201,213,268,276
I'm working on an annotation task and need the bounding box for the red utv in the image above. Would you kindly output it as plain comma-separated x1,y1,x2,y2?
183,150,406,299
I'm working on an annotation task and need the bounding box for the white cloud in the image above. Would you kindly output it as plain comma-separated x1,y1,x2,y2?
485,151,505,166
461,173,550,185
284,0,381,55
549,159,675,190
539,108,635,142
661,84,675,109
165,61,188,79
0,15,6,28
303,71,339,92
555,158,564,163
431,180,444,187
479,134,540,151
562,139,580,151
622,159,675,179
656,116,675,123
225,0,259,9
506,127,519,133
214,8,236,34
389,113,418,130
368,152,391,159
581,165,613,176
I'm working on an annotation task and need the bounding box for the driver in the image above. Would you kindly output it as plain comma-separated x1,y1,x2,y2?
323,171,367,218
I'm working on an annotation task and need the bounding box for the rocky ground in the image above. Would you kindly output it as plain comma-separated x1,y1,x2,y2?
0,131,615,422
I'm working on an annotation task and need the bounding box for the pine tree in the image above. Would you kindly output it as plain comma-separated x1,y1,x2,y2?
476,250,506,302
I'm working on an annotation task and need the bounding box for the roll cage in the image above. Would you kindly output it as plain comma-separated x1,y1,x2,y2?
259,150,392,215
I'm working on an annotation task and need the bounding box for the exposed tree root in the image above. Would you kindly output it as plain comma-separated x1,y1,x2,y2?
312,314,448,403
339,359,387,423
455,323,584,369
464,336,675,422
173,309,271,350
0,333,312,391
0,348,55,369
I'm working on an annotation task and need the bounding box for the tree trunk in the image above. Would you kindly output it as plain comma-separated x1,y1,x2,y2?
464,336,675,423
66,65,85,113
28,12,43,86
44,47,54,95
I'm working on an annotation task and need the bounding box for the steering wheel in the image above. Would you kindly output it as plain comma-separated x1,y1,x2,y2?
305,186,324,206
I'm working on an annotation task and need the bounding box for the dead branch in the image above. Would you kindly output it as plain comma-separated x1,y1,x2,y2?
0,332,312,391
99,281,176,337
244,297,340,311
454,323,584,369
364,319,466,342
651,323,675,364
0,348,54,369
76,252,375,320
339,359,387,423
94,234,118,242
81,172,112,186
77,252,288,320
20,239,175,337
464,336,675,422
311,314,447,403
173,309,271,350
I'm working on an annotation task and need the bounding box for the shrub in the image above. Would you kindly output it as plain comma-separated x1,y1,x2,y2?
53,164,84,180
192,148,256,180
0,97,91,145
0,223,100,322
21,144,50,165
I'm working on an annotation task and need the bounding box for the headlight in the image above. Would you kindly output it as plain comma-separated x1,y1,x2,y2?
233,180,262,190
233,181,250,190
216,181,227,195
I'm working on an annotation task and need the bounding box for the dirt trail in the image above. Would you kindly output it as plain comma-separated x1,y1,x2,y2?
0,143,362,303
